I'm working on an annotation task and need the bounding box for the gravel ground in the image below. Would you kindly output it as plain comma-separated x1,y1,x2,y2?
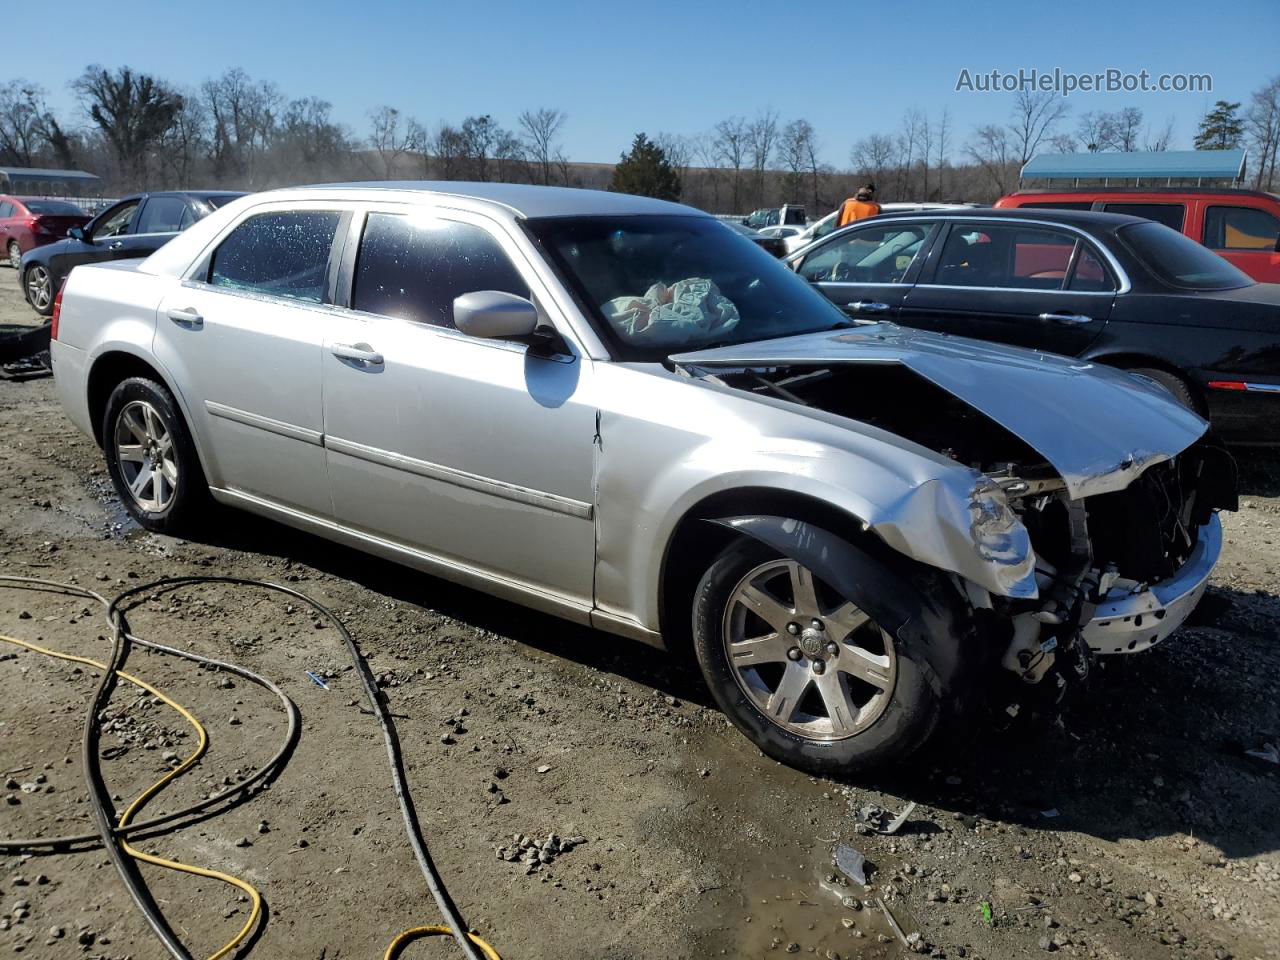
1,268,1277,960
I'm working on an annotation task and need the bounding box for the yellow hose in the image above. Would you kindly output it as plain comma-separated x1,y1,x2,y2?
0,633,261,960
383,926,503,960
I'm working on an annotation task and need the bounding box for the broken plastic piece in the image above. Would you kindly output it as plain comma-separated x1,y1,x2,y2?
877,897,910,947
306,671,329,690
1245,742,1279,764
881,800,917,836
832,843,867,886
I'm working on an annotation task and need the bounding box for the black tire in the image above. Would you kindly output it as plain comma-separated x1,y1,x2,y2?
23,265,53,316
1129,367,1198,412
102,377,210,535
692,537,975,775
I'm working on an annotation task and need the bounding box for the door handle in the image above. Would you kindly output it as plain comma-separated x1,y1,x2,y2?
166,307,203,328
331,342,384,366
845,301,891,312
1039,312,1092,325
109,240,125,250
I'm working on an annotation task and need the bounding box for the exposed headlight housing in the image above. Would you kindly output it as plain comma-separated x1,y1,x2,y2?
969,478,1036,595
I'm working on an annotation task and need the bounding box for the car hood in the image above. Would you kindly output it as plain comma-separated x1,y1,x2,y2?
670,323,1208,499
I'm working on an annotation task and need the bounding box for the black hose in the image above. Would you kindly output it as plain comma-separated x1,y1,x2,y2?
2,573,486,960
0,577,300,851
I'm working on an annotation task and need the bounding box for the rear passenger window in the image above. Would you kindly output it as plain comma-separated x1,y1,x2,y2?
931,224,1079,290
136,196,188,234
1102,203,1185,231
1203,206,1280,251
1068,246,1116,292
352,214,529,328
209,211,341,303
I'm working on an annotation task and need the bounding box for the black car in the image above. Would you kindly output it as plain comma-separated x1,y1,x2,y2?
725,220,789,258
786,207,1280,444
19,191,245,315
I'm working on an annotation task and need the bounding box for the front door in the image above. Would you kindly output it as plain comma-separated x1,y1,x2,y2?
791,220,938,324
322,208,597,605
152,206,346,517
899,221,1115,356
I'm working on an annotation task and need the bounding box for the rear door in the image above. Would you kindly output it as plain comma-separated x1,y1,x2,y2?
152,203,347,517
1201,203,1280,284
791,220,938,323
899,220,1116,355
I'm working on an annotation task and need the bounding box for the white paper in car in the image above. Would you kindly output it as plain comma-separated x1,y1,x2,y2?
602,278,740,345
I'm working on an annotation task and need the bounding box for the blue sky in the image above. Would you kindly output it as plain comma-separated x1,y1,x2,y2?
10,0,1278,167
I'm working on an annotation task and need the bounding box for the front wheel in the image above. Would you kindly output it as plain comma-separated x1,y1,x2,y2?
103,377,210,534
24,264,53,315
692,538,973,774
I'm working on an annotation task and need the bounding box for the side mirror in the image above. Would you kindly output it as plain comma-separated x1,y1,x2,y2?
68,226,85,242
454,290,540,340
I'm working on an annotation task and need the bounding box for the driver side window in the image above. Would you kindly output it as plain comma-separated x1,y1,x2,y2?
799,224,931,284
92,201,140,239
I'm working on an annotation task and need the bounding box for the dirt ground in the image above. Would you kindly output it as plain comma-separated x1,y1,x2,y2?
1,269,1278,960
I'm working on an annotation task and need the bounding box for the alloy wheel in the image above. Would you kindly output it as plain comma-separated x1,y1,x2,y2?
7,241,19,270
722,559,897,741
25,265,51,310
114,400,179,513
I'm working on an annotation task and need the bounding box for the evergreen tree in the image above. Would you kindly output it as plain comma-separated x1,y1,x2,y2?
1194,101,1244,150
608,133,681,200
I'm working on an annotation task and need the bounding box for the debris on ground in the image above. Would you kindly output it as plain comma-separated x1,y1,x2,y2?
832,843,868,886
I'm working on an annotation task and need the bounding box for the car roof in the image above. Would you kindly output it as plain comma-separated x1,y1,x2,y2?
874,206,1145,228
302,181,702,219
1005,186,1279,200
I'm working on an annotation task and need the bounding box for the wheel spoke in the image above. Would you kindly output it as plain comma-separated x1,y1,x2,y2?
728,633,790,667
737,583,794,635
839,642,894,691
117,443,145,464
142,405,162,442
122,408,148,444
765,662,811,723
826,601,871,639
788,561,820,615
129,464,154,500
814,670,856,736
160,457,178,487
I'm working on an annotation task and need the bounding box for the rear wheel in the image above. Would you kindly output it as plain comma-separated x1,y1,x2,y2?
692,538,973,774
6,241,19,269
1129,367,1198,412
24,264,53,315
103,377,210,534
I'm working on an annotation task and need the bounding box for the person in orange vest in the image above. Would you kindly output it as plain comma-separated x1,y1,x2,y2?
836,184,881,227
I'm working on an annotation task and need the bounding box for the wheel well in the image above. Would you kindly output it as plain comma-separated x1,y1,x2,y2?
86,352,167,446
1089,353,1205,414
658,488,881,662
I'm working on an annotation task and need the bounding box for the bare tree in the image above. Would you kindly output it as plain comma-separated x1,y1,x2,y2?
518,108,567,185
1104,106,1144,151
1074,111,1109,152
1144,116,1176,152
850,133,895,192
74,65,183,187
934,108,951,199
156,91,207,187
654,132,695,185
746,108,779,207
776,119,814,203
712,116,749,213
966,123,1015,195
279,97,350,175
1247,75,1280,191
366,105,419,179
1008,89,1070,165
457,115,522,182
0,82,53,167
201,69,280,186
429,122,467,179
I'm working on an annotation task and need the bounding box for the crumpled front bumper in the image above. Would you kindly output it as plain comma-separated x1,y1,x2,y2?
1081,513,1222,655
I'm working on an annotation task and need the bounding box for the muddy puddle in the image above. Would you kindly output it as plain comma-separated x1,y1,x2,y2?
678,736,914,959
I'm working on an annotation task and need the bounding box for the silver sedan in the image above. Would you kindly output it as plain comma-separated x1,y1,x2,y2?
50,182,1233,773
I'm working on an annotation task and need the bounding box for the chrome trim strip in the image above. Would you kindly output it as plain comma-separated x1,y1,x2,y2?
915,283,1118,297
1243,382,1280,394
209,485,596,625
204,400,323,446
325,434,594,520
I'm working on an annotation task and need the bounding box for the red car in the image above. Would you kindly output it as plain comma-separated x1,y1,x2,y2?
0,195,92,269
995,187,1280,284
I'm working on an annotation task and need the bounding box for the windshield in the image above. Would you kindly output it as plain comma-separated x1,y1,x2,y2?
23,200,84,215
1118,221,1253,290
525,215,849,360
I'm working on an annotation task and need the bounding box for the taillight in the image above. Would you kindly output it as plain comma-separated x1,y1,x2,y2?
50,283,65,340
27,217,49,235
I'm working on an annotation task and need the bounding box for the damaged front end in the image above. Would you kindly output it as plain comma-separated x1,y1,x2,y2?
670,325,1236,704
